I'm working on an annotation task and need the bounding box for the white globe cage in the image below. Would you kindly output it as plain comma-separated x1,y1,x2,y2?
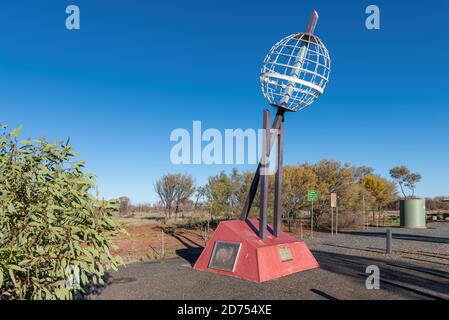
260,33,331,112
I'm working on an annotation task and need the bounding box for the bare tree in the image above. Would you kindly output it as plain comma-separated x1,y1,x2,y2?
173,174,195,219
118,196,130,217
155,175,177,221
154,174,195,221
353,166,374,182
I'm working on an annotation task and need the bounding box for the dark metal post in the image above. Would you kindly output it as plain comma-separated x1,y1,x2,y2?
240,109,285,221
273,117,284,237
259,109,270,239
386,229,392,254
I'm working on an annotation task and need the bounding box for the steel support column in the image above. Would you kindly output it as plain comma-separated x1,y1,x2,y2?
273,116,284,237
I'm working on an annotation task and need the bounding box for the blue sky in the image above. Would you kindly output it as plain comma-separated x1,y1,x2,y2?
1,0,448,203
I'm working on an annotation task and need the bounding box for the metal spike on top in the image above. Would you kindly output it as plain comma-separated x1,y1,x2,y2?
305,10,319,34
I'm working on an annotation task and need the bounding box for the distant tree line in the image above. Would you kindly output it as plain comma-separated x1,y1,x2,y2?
148,160,433,229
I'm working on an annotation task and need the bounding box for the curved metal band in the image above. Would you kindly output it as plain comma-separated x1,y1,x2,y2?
260,72,324,94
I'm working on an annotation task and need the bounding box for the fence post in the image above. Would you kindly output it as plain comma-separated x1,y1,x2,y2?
161,229,165,257
386,229,392,254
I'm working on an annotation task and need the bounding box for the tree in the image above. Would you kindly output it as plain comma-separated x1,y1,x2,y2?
154,174,195,221
196,169,254,221
282,164,317,231
360,175,396,210
173,174,195,219
404,173,422,198
0,126,123,300
155,175,177,220
202,172,235,220
194,186,207,210
228,169,254,215
389,166,422,198
280,160,367,231
353,166,375,182
118,196,130,217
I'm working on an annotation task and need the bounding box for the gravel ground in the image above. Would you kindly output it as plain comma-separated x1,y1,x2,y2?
307,222,449,266
91,222,449,300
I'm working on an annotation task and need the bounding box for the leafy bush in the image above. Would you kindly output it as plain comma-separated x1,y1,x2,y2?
0,126,123,300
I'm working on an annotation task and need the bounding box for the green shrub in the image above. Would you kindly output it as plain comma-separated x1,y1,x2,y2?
0,125,123,300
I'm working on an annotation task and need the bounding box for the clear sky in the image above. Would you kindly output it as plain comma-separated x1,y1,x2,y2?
1,0,448,203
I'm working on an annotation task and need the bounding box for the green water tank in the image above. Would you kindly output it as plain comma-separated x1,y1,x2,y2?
400,199,426,228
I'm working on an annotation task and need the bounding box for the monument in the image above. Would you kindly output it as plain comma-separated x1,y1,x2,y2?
194,9,331,283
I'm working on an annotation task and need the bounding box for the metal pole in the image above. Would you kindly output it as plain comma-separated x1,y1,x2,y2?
311,201,314,238
331,206,334,235
362,193,366,230
161,229,165,257
273,118,284,237
300,221,303,239
259,109,270,240
386,229,392,254
335,197,339,235
240,109,285,221
306,9,319,34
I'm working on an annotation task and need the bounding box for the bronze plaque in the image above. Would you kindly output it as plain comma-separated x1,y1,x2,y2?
208,241,241,272
279,246,293,262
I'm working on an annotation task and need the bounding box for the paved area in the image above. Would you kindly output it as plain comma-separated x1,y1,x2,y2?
91,222,449,300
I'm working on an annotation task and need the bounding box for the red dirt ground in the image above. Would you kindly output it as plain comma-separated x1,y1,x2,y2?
112,222,311,264
112,224,206,263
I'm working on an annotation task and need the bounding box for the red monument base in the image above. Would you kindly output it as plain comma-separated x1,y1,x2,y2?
193,219,319,283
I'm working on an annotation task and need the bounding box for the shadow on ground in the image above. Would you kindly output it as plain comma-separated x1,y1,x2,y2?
80,273,113,300
313,250,449,299
176,247,203,266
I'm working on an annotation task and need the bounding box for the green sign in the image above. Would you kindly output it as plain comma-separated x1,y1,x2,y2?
307,190,318,202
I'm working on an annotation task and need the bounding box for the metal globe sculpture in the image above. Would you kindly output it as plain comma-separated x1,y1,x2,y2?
260,14,331,112
194,9,327,283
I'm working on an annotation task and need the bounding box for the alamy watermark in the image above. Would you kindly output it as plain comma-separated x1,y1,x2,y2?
63,5,380,32
66,5,80,30
65,265,81,290
366,5,381,30
170,121,279,175
365,265,380,290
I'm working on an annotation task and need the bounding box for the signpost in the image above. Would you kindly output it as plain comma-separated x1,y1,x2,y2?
308,190,318,238
331,193,337,235
335,195,339,235
307,190,318,202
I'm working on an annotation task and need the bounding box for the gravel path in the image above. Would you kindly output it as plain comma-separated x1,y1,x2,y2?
92,222,449,300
